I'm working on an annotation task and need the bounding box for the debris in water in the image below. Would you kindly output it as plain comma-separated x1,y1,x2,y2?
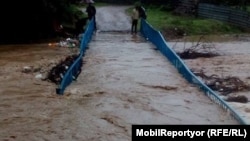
192,69,250,96
22,66,32,73
225,95,248,103
35,74,43,79
48,38,80,48
174,35,220,59
45,54,82,85
139,83,177,91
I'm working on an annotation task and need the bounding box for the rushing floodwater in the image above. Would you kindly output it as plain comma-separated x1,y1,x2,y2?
0,5,239,141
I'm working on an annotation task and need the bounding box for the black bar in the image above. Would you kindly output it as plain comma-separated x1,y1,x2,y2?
132,125,250,141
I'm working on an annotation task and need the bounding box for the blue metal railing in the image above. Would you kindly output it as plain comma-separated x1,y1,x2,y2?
140,19,248,125
55,16,248,124
56,18,95,95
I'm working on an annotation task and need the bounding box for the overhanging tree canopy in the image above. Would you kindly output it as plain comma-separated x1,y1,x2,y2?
0,0,84,44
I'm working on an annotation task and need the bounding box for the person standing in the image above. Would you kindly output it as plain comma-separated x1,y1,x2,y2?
131,6,139,34
86,0,96,30
138,5,147,20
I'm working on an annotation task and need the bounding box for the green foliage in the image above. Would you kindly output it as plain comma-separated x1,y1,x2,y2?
146,7,245,36
247,6,250,12
64,4,87,23
133,1,141,7
0,0,88,43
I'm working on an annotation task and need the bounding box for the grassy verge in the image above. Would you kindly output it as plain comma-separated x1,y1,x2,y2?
145,7,246,37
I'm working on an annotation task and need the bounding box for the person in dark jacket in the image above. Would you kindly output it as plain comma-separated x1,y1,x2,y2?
138,5,147,20
86,1,97,30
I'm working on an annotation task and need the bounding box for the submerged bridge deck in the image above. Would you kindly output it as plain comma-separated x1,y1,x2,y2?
64,31,237,125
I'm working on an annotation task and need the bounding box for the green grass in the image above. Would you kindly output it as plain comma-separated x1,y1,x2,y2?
145,7,245,36
247,6,250,12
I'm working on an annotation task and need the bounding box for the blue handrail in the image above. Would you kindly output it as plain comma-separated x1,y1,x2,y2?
55,17,247,125
56,18,95,95
140,19,248,125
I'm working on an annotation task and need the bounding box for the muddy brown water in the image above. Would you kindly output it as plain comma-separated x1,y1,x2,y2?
0,6,241,141
0,32,238,141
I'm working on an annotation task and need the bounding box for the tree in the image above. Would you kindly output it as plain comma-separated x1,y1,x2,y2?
0,0,85,44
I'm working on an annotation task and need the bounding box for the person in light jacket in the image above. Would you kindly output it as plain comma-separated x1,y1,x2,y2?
131,6,139,34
